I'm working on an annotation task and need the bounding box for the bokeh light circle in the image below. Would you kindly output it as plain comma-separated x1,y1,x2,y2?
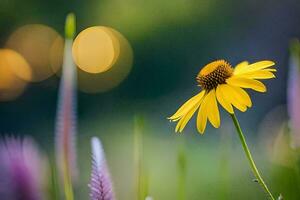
75,26,133,93
72,26,119,73
0,49,30,101
6,24,64,82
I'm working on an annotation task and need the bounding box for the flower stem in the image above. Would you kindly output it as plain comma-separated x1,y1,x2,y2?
230,113,275,200
63,159,74,200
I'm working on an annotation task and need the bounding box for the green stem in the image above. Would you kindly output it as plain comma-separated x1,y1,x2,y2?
177,138,186,200
63,159,74,200
134,115,148,200
230,113,275,200
49,159,59,200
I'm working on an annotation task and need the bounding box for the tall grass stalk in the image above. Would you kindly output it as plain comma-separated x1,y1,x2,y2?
218,125,232,199
48,159,60,200
177,139,186,200
134,116,149,200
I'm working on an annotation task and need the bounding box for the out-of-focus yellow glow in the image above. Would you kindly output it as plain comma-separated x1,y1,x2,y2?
77,27,133,93
6,24,64,82
72,26,118,74
258,106,296,168
271,125,297,167
50,36,64,75
4,49,32,81
0,49,29,101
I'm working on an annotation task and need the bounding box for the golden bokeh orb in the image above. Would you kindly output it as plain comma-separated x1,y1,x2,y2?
0,49,30,101
76,27,133,93
6,24,64,82
72,26,119,74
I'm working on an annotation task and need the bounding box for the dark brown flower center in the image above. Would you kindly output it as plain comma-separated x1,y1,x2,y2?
196,60,233,91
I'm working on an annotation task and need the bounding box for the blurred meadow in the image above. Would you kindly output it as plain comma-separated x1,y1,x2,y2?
1,0,300,199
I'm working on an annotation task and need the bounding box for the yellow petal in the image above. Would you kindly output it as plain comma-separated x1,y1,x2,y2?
233,61,249,75
175,120,181,132
226,77,266,92
197,94,209,134
237,70,275,79
206,90,220,128
218,84,247,112
248,60,275,71
230,86,252,107
169,91,205,120
216,85,234,114
234,60,275,75
175,101,201,132
265,68,276,72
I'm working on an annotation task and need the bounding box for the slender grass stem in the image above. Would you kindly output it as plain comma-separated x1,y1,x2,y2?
63,160,74,200
230,113,275,200
294,159,300,192
134,115,148,200
218,127,231,199
49,159,59,200
177,143,186,200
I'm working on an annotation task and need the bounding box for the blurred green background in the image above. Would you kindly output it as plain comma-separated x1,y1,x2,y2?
0,0,300,199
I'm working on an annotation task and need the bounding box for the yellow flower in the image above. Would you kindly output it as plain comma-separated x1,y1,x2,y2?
169,60,276,134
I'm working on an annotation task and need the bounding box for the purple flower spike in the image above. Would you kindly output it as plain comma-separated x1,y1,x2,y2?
55,33,78,182
288,40,300,148
89,137,115,200
0,137,44,200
